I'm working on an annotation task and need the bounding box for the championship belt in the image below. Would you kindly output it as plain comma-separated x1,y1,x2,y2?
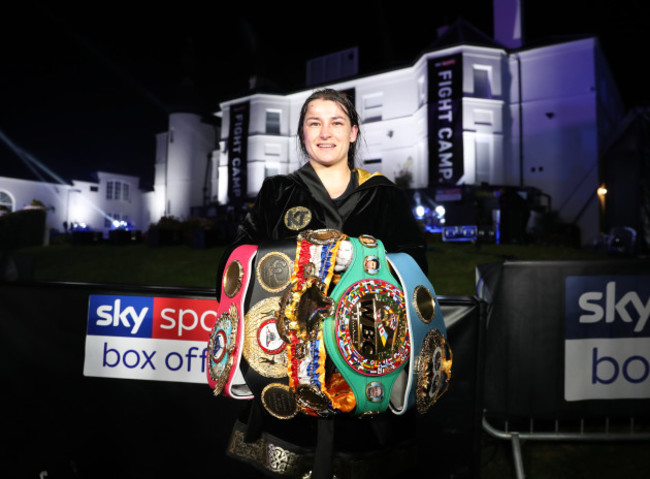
276,229,356,417
206,244,257,399
322,235,410,416
241,240,298,420
386,253,452,415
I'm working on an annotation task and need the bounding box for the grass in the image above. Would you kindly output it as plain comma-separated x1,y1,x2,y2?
11,235,649,478
18,234,607,296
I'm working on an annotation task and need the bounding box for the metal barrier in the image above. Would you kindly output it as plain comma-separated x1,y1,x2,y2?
477,259,650,479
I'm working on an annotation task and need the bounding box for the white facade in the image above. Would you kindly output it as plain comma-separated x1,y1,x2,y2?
0,171,143,243
215,36,623,244
0,25,624,246
0,108,216,242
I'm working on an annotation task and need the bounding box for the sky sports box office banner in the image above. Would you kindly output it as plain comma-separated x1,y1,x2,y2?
1,280,484,479
477,259,650,425
84,294,217,383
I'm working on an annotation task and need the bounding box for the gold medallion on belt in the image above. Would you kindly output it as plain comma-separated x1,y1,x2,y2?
242,296,288,378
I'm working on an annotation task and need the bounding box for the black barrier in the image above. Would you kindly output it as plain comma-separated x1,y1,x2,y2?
478,259,650,421
1,281,485,479
477,259,650,479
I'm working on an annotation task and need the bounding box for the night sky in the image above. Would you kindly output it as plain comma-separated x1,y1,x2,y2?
1,1,648,190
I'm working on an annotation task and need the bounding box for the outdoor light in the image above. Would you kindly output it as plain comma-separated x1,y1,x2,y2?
415,205,426,218
597,185,607,197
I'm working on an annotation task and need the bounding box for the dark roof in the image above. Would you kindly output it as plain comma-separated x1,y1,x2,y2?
423,17,504,52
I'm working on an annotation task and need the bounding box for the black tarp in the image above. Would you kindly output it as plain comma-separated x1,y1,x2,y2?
477,259,650,423
1,281,485,479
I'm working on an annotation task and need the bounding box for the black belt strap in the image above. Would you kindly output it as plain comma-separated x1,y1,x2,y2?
312,419,335,479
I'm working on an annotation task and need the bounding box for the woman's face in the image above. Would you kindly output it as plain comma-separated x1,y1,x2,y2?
302,99,358,169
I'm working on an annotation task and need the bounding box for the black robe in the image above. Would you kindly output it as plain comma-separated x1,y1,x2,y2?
216,162,427,295
216,162,426,478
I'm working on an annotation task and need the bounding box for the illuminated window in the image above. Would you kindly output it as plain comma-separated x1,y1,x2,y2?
418,76,426,107
362,93,383,122
0,191,13,212
266,110,281,135
473,66,492,98
106,181,131,201
475,136,491,183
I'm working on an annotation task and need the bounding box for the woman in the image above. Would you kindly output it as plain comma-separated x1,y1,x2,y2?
217,88,426,478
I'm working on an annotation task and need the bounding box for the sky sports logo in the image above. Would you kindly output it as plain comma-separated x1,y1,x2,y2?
84,294,219,384
564,275,650,401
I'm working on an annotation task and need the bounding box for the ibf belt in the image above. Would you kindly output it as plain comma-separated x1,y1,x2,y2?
386,253,452,415
323,236,410,416
206,244,257,400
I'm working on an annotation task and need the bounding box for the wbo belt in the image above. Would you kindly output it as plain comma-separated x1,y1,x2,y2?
386,252,452,415
323,235,410,416
206,244,257,400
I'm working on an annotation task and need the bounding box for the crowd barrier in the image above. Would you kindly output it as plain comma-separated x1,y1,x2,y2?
477,259,650,479
1,280,485,479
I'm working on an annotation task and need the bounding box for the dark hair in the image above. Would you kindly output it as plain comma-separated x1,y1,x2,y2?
297,88,362,169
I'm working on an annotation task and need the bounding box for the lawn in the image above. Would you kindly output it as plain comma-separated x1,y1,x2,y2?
18,234,606,296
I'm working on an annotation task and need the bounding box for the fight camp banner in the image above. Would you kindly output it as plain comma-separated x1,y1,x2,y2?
84,294,218,383
478,260,650,420
428,54,464,185
227,101,250,202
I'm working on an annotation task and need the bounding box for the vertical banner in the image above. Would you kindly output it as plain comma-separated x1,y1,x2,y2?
228,101,250,202
428,54,464,185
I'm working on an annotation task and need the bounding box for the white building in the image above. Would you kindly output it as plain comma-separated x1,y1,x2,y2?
214,19,624,244
0,9,626,246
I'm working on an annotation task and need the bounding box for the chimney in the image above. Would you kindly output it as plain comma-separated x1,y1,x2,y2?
493,0,523,48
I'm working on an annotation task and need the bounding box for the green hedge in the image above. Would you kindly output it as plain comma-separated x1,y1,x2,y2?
0,208,46,250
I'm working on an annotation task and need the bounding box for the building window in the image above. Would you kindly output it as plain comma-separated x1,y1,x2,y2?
362,93,383,122
90,186,98,192
266,110,281,135
418,76,426,108
106,180,130,201
473,66,492,99
475,137,491,183
0,191,13,212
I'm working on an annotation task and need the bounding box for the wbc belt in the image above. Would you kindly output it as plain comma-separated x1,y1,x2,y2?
386,253,452,415
323,235,410,416
206,244,257,399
